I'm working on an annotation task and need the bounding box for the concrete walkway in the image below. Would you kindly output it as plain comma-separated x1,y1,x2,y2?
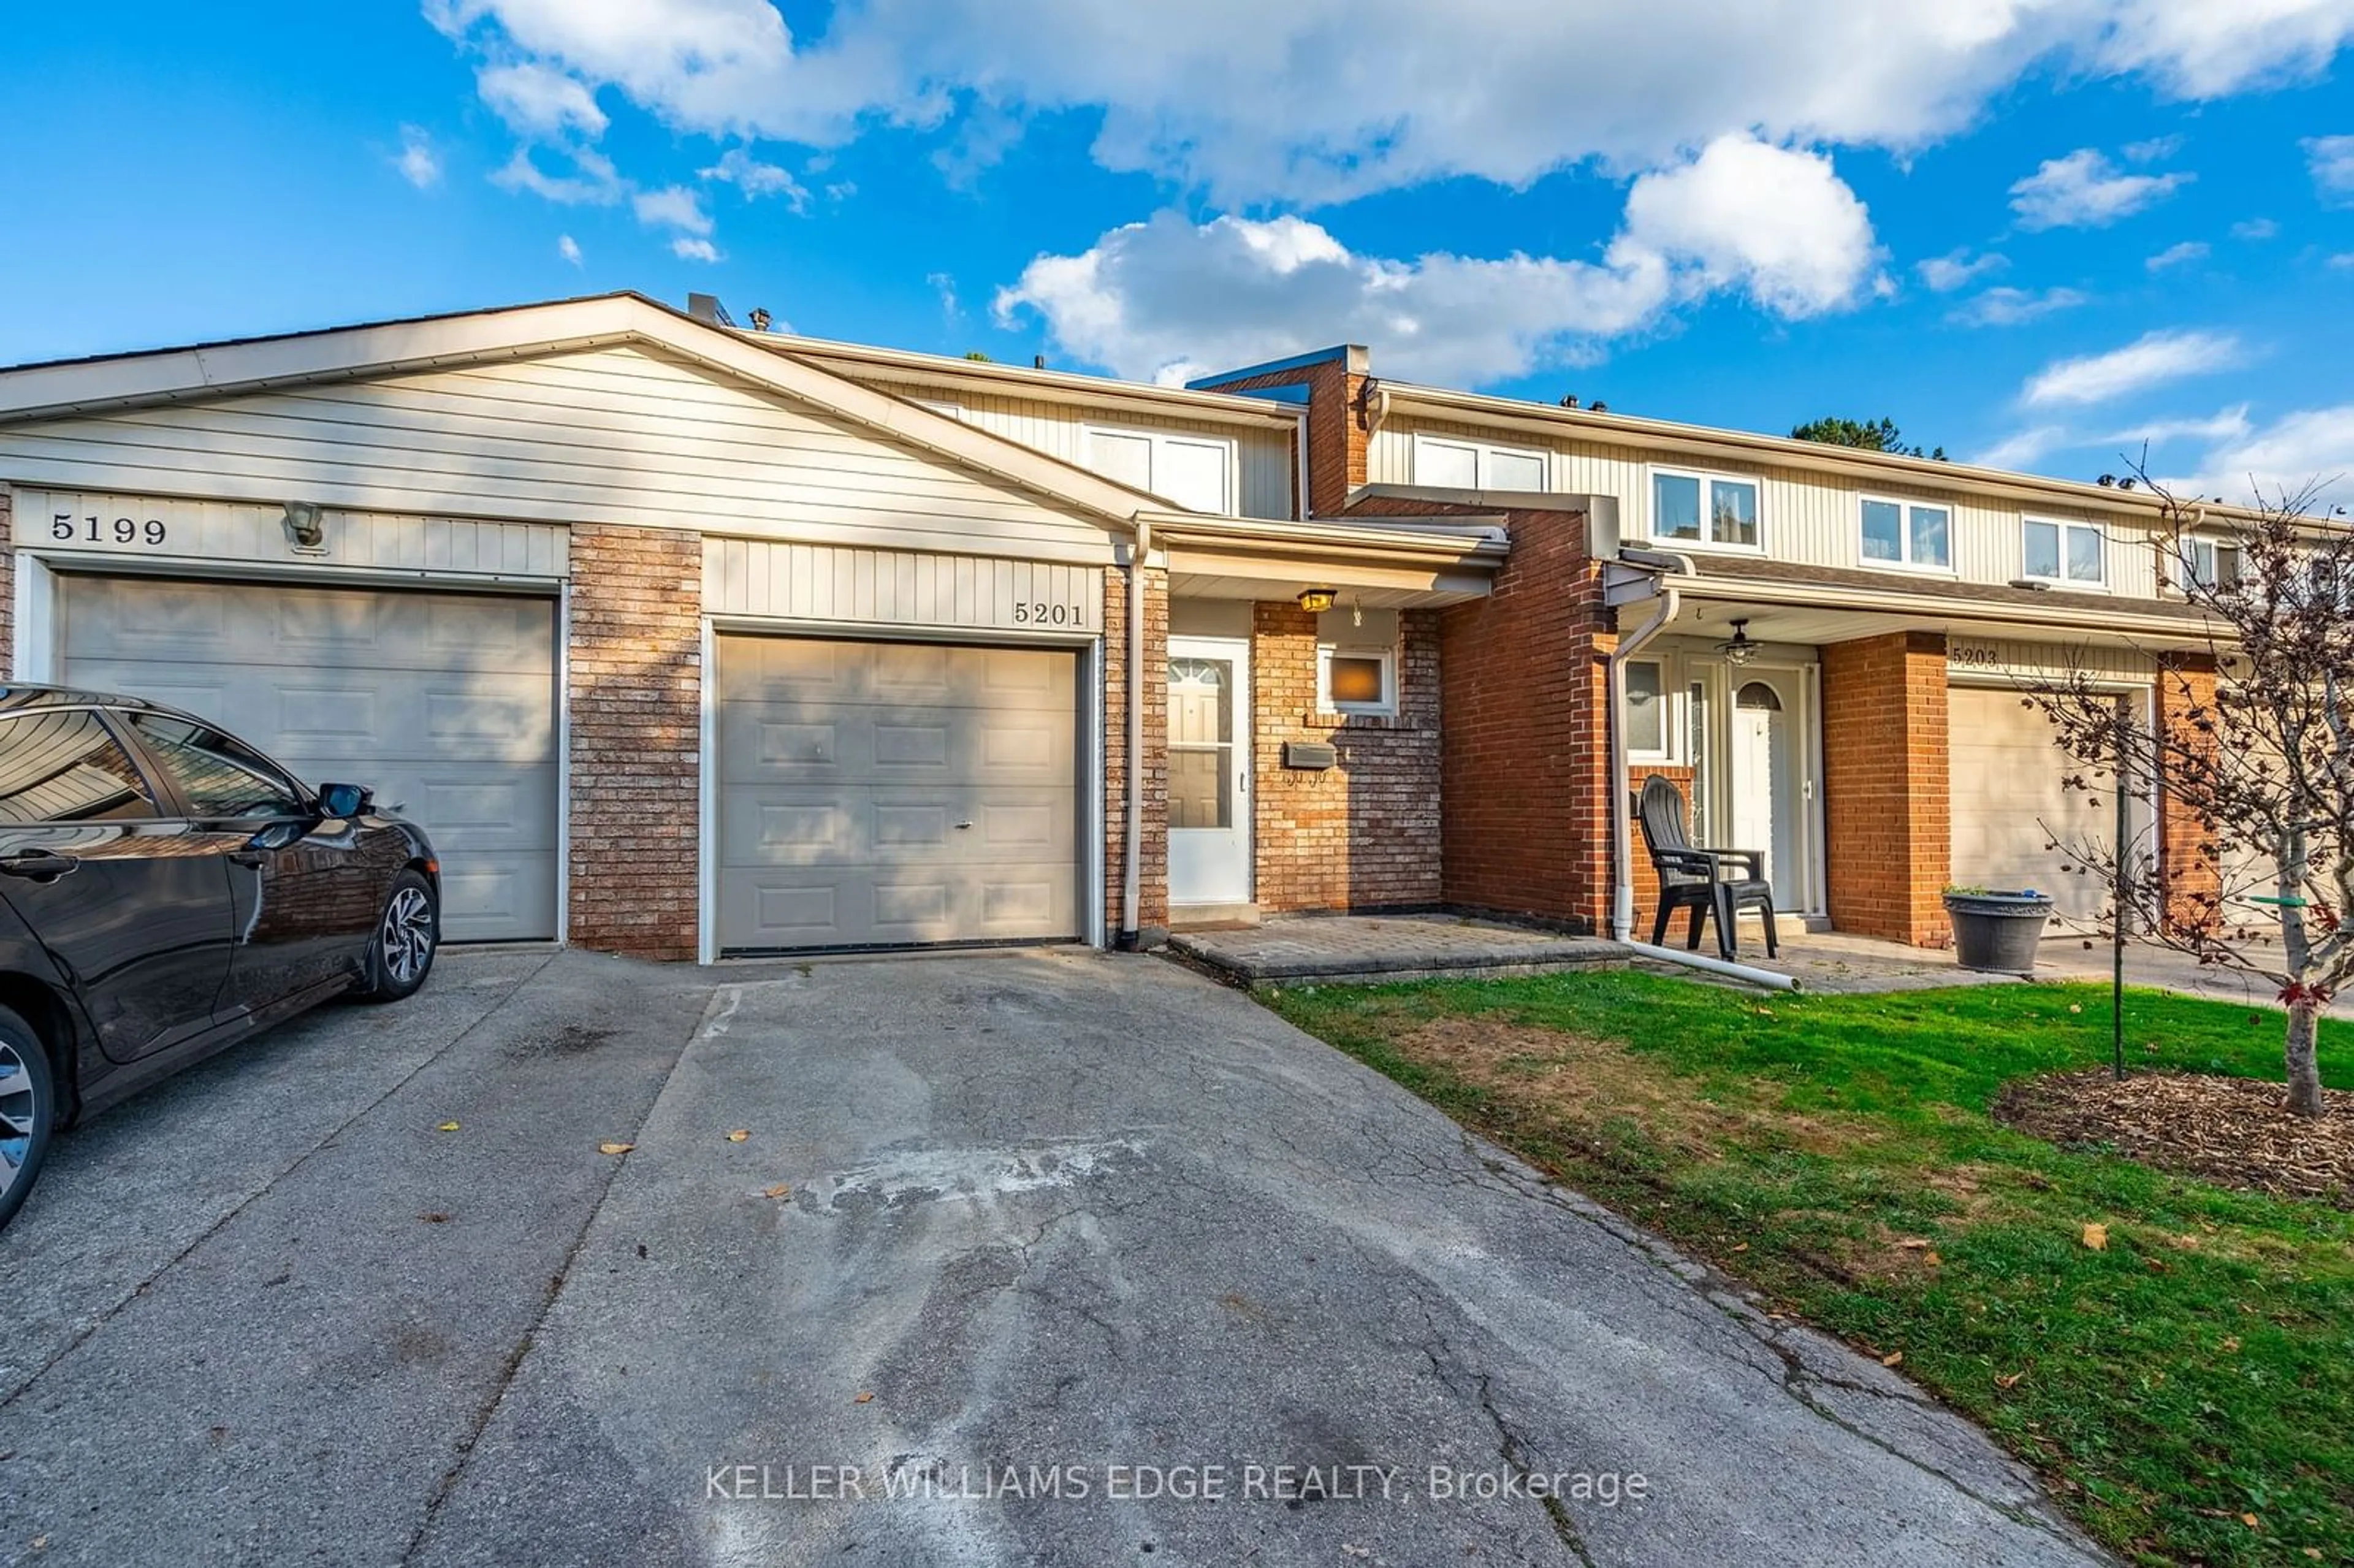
1173,911,1621,983
0,948,2105,1566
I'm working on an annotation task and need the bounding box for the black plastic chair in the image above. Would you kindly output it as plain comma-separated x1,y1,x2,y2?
1636,774,1779,961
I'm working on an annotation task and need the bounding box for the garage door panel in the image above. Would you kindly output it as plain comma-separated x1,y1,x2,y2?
720,785,1076,867
1949,685,2140,923
62,577,560,942
715,633,1080,951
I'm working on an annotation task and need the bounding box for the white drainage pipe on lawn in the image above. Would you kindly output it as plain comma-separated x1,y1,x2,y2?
1618,940,1802,992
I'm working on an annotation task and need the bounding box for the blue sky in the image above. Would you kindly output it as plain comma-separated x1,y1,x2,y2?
5,2,2354,504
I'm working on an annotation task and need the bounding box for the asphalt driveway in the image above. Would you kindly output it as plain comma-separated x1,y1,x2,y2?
0,948,2105,1566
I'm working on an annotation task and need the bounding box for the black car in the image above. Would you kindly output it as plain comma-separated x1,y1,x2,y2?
0,686,440,1228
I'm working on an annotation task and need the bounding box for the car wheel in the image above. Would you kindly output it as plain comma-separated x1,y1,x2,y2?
360,870,439,1003
0,1007,56,1231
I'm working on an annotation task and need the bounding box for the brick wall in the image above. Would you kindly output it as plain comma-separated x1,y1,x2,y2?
1249,603,1442,911
1195,359,1366,514
566,523,702,960
1821,630,1951,945
2155,652,2223,934
1104,560,1170,939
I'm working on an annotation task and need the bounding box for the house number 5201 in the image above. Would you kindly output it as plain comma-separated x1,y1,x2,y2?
53,513,168,546
1013,601,1083,625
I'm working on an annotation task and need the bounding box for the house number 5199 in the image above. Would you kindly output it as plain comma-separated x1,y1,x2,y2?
53,512,168,546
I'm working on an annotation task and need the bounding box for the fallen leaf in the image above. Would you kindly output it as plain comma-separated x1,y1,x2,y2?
2305,1548,2325,1560
726,1130,750,1143
1731,1242,1749,1253
1922,1251,1943,1267
32,1537,49,1552
421,1212,451,1225
1897,1238,1930,1250
2068,1003,2082,1014
2242,1513,2261,1529
1995,1373,2024,1390
2221,1336,2241,1353
853,1391,875,1404
436,1121,461,1132
1881,1351,1903,1367
2081,1223,2108,1251
598,1141,634,1156
763,1183,792,1200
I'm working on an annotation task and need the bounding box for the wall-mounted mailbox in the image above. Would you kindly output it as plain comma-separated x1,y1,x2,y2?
1284,740,1339,770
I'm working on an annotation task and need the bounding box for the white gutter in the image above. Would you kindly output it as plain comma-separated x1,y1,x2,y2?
1120,515,1151,946
1607,549,1695,942
1619,940,1800,991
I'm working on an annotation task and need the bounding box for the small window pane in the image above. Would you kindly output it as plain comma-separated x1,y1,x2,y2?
1487,449,1546,490
1419,440,1479,489
128,713,305,818
1909,505,1950,568
2214,543,2241,586
1860,500,1903,561
2066,523,2103,582
2023,520,2061,579
1653,473,1703,539
1157,438,1230,514
1626,661,1665,754
1088,430,1154,492
0,710,158,825
1710,479,1759,546
1328,655,1387,706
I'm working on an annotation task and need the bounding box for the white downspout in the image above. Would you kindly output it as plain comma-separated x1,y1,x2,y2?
1607,551,1696,942
1120,515,1151,946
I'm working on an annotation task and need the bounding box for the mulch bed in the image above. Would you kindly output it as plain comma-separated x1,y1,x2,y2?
1995,1070,2354,1208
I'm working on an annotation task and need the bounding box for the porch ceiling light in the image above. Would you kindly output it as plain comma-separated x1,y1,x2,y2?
1715,617,1760,666
1297,586,1339,614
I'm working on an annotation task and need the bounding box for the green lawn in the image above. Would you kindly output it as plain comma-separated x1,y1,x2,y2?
1266,973,2354,1566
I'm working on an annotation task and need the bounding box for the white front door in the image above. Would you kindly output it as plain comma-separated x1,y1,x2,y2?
1167,635,1252,906
1727,667,1808,911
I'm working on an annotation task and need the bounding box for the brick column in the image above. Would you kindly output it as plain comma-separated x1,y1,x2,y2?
1103,560,1168,942
1821,630,1951,946
1249,604,1442,912
566,523,702,961
1191,352,1367,516
2155,653,2223,935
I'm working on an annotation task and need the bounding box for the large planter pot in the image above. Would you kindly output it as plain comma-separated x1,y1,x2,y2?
1943,891,2054,975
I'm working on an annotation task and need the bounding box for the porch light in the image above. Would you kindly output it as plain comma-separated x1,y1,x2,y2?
1297,587,1339,614
1715,618,1760,666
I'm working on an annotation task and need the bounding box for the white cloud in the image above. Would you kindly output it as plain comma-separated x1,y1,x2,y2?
2332,251,2354,269
426,0,2354,207
633,184,714,234
2145,239,2209,270
2233,216,2280,240
672,236,722,262
2108,406,2254,447
478,61,608,136
492,145,623,204
699,147,809,210
2022,328,2245,407
928,270,961,318
1948,286,2089,326
2009,147,2193,230
2305,134,2354,204
1973,425,2073,471
994,136,1876,386
2167,405,2354,509
2122,134,2184,162
394,125,441,189
557,233,583,265
1917,248,2006,292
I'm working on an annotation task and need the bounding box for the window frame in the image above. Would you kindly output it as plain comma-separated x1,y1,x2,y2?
1316,643,1398,718
2021,516,2107,588
1081,423,1237,515
1647,464,1764,554
1856,493,1956,574
1624,658,1672,762
1410,433,1550,493
2176,533,2244,594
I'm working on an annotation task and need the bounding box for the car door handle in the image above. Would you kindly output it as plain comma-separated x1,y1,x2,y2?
0,851,79,881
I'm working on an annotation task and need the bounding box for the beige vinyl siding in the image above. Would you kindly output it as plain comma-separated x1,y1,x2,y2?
0,344,1117,566
18,488,569,580
1378,416,2171,601
818,379,1294,520
704,536,1103,634
1945,636,2157,687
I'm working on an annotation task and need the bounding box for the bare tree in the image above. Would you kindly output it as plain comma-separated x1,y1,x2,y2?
2024,466,2345,1117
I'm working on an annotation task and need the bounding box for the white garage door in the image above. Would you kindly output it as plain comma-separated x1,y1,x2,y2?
59,576,559,942
1949,684,2144,922
717,635,1080,952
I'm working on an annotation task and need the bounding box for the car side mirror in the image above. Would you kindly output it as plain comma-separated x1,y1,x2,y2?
316,782,370,819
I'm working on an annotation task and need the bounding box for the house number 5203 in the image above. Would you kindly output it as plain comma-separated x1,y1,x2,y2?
53,513,168,546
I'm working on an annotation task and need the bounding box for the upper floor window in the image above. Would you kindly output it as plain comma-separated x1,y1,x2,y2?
2022,517,2104,586
1651,468,1760,550
1859,497,1951,571
1084,427,1233,514
2179,535,2243,592
1412,435,1548,492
